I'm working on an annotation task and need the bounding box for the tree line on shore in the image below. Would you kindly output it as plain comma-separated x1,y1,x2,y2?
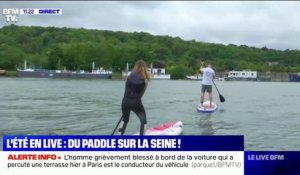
1,24,300,79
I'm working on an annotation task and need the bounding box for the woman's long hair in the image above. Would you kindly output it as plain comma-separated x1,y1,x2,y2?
132,60,151,82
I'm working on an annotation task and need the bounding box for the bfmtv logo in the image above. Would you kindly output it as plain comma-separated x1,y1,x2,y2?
2,8,62,22
2,9,19,22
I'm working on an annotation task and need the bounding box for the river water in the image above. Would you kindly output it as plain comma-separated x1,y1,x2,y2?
0,78,299,150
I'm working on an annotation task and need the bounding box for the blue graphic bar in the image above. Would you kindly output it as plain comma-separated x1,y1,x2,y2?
3,135,243,151
245,151,300,175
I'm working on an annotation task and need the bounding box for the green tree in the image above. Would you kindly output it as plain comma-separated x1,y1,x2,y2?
168,65,186,79
48,46,63,69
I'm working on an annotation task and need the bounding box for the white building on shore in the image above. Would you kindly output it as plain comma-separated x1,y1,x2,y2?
122,63,171,80
148,64,170,80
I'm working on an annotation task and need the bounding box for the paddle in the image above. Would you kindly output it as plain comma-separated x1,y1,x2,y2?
212,79,225,103
111,116,123,135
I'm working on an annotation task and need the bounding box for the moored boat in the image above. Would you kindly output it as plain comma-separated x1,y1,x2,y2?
289,73,300,82
186,74,202,80
17,60,112,79
224,70,257,81
17,68,112,79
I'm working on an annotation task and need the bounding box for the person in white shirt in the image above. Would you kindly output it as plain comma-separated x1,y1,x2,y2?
199,62,215,108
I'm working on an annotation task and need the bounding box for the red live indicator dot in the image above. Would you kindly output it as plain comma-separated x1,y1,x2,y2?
58,156,61,159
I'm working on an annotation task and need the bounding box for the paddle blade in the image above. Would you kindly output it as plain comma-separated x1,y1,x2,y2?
219,94,225,103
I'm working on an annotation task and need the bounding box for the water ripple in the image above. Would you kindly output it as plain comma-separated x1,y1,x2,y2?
0,78,299,150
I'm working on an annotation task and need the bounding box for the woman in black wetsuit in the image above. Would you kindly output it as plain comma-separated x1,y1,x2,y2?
118,60,150,135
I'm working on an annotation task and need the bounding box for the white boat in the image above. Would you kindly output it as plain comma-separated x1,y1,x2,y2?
217,77,225,81
224,70,257,81
91,68,113,75
151,73,171,80
186,74,202,80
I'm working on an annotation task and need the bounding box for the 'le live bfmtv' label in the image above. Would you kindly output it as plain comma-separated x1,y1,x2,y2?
2,8,62,22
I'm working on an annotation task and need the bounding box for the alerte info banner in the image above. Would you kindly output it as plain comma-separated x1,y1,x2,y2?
0,135,299,175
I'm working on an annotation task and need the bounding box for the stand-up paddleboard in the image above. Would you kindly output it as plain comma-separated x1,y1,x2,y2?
135,121,183,135
197,101,218,113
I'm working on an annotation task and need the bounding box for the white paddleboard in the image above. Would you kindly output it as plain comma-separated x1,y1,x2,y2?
197,101,218,113
135,121,183,135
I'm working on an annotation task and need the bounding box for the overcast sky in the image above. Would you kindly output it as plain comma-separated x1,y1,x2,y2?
1,1,300,50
